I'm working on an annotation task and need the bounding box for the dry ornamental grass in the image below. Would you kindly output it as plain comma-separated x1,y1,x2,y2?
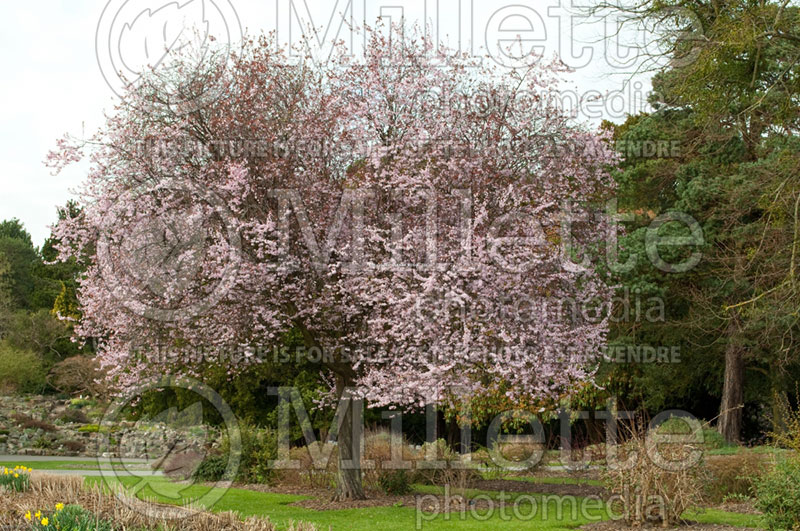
0,472,317,531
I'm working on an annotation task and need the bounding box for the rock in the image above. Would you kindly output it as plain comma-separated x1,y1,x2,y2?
0,394,211,459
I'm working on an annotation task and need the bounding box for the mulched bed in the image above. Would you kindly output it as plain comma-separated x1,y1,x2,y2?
286,492,549,513
582,522,754,530
474,478,605,498
715,501,760,515
241,484,433,511
292,494,420,510
237,478,607,511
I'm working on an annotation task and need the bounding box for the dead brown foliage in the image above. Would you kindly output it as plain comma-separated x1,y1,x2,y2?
48,355,108,397
11,413,56,432
703,453,770,504
602,419,709,526
0,473,317,531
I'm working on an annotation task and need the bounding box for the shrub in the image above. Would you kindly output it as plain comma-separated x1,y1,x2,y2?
659,417,693,433
279,442,337,489
470,448,490,465
413,439,480,490
770,389,800,456
4,309,74,358
69,398,94,409
214,422,278,484
754,459,800,530
701,429,730,450
722,492,752,504
378,469,412,495
241,425,279,484
0,341,47,393
703,452,768,504
193,454,227,482
488,436,544,467
11,413,56,433
603,419,708,526
61,440,86,454
480,465,510,480
48,356,107,397
362,428,416,493
59,408,89,425
0,465,31,492
34,436,55,449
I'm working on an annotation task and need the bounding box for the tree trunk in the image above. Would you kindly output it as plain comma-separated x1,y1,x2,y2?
333,374,366,501
718,316,744,443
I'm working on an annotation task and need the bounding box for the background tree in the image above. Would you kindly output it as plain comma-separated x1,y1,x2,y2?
598,0,800,442
0,213,89,393
0,219,39,311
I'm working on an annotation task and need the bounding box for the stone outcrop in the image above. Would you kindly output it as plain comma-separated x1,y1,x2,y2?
0,395,210,459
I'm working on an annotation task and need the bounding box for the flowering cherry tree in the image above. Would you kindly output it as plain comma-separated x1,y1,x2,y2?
49,28,617,499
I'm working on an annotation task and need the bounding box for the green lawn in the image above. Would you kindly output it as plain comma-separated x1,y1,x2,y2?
1,460,149,471
3,460,767,529
85,476,609,530
81,475,764,530
685,508,765,528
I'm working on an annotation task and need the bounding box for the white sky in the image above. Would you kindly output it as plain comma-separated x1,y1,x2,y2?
0,0,655,247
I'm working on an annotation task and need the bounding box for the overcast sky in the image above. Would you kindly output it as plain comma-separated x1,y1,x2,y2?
0,0,655,247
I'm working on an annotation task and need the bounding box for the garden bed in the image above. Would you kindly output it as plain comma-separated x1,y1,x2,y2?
0,471,316,530
583,522,756,530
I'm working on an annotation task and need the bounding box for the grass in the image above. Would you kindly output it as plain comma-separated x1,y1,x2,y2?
684,508,765,528
0,460,149,471
84,476,609,530
76,474,767,530
2,453,772,529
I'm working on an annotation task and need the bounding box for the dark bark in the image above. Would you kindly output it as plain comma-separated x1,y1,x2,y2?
446,416,461,451
718,316,744,443
333,373,366,501
293,319,366,500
